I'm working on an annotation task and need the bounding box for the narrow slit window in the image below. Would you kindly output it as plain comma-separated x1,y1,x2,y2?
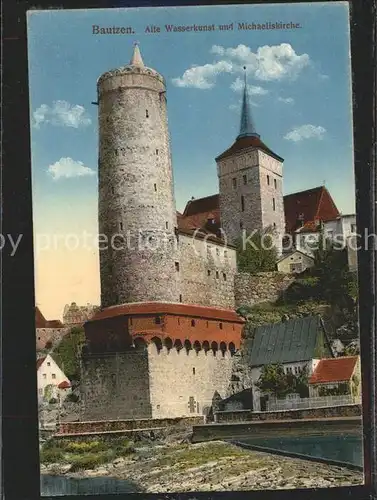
111,187,115,195
146,109,149,118
232,178,237,189
241,195,245,212
273,198,276,211
274,178,277,189
156,149,159,155
154,183,157,192
175,262,180,272
166,221,169,229
119,222,123,231
243,174,247,185
267,175,270,185
179,294,182,303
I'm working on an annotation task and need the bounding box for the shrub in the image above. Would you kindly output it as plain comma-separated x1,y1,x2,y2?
40,447,64,464
64,440,108,454
69,451,111,471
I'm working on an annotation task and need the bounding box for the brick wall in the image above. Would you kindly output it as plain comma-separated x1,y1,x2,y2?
234,271,296,307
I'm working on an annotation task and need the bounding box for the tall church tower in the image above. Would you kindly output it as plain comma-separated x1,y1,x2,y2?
97,44,179,308
216,71,285,253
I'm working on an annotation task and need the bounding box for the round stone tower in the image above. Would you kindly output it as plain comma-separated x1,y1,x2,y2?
97,44,179,308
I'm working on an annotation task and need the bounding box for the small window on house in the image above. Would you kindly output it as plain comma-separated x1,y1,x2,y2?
191,319,196,327
155,316,162,325
52,374,56,379
243,174,247,185
175,262,180,271
273,198,276,211
47,362,50,367
154,183,157,192
219,323,223,330
157,404,160,410
43,374,47,379
241,195,245,212
146,109,149,118
274,178,277,189
267,175,270,185
193,367,196,375
232,178,237,189
216,271,219,279
223,273,227,281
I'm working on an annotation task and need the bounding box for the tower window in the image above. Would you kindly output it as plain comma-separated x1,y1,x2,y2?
206,321,209,328
179,294,182,302
241,195,245,212
267,175,270,185
273,198,276,211
232,178,237,189
155,316,162,325
216,248,220,256
154,183,157,192
219,323,223,330
274,178,277,189
175,262,180,272
223,273,227,281
240,221,243,230
224,250,228,258
166,221,169,229
191,319,196,327
193,367,196,375
216,271,219,279
243,174,247,185
119,222,123,231
156,149,159,155
111,187,115,195
273,222,276,229
146,109,149,118
207,269,211,276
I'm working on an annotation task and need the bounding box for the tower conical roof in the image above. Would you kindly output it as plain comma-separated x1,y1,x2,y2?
237,68,259,139
130,42,144,67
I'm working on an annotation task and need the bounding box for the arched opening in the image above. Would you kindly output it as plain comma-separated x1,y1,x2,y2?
211,341,218,356
229,342,236,356
191,319,196,327
174,339,183,353
202,341,210,354
184,339,192,354
164,337,173,352
193,340,201,354
134,337,147,349
220,341,227,357
150,336,162,353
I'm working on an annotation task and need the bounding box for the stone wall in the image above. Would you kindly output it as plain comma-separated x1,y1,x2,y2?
58,416,204,435
147,342,237,419
234,271,296,307
36,327,68,351
79,341,240,421
214,404,362,423
178,233,236,309
80,350,152,421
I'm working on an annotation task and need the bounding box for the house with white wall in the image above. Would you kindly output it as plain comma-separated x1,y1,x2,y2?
244,315,334,411
37,354,71,403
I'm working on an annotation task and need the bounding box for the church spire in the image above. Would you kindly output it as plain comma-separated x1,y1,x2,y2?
237,67,259,139
130,42,144,67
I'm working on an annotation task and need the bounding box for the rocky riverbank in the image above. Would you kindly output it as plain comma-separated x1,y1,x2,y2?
41,439,363,493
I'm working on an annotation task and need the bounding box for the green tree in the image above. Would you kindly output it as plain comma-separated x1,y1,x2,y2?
235,228,278,274
52,326,86,380
255,363,309,398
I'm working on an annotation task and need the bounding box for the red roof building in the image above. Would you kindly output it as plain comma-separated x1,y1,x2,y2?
309,356,361,399
84,301,244,353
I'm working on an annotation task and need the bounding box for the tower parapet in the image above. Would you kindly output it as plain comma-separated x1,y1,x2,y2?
98,44,179,307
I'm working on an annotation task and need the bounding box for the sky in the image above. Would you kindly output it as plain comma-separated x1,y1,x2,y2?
27,2,354,320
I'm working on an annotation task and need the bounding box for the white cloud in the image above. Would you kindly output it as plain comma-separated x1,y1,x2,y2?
33,101,92,129
173,43,310,90
284,124,326,142
47,157,96,180
278,96,295,104
230,77,268,95
172,61,233,89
